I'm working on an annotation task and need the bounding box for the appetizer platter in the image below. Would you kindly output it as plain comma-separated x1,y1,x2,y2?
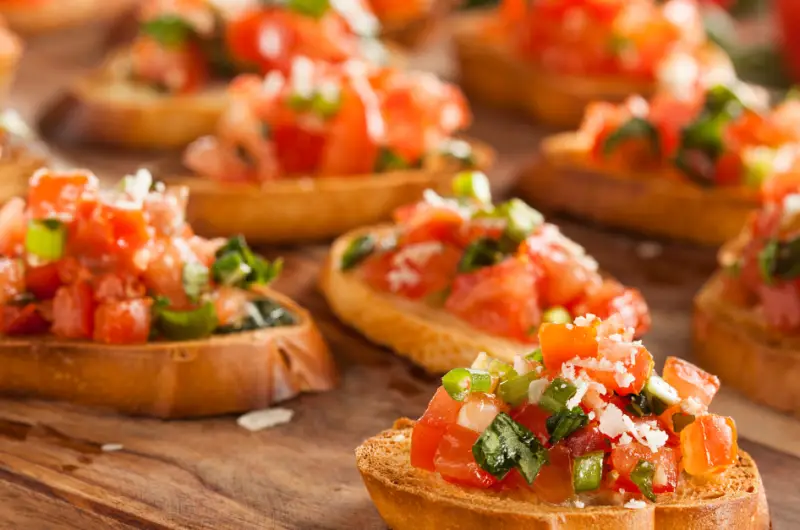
358,318,769,529
452,0,734,128
173,58,493,243
322,171,649,372
0,0,138,35
694,168,800,415
519,82,800,245
0,168,335,418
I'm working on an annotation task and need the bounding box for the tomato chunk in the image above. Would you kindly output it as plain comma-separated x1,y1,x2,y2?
510,403,550,446
680,414,738,476
434,423,497,489
539,323,598,372
0,258,24,304
28,169,97,221
563,423,609,457
93,299,152,345
51,282,95,339
0,303,49,335
360,244,461,300
25,262,62,300
411,387,463,471
532,444,574,504
611,441,679,495
589,343,654,396
662,356,720,406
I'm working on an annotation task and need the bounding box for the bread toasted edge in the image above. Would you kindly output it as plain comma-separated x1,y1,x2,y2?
517,132,758,246
356,420,769,530
0,0,137,34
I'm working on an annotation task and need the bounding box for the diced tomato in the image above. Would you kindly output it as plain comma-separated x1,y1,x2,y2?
0,303,49,335
92,273,146,303
0,197,26,256
563,423,609,457
130,37,209,94
143,187,188,237
713,152,743,187
611,441,679,495
211,285,249,327
572,280,651,338
538,323,598,373
590,343,654,395
662,356,720,406
680,414,738,476
434,423,498,488
400,206,465,247
445,258,542,343
142,238,197,309
511,403,551,446
226,10,296,74
51,282,95,339
27,169,98,221
272,125,327,175
360,244,461,300
762,167,800,203
318,82,379,176
532,445,574,504
411,386,463,471
25,262,62,300
757,282,800,332
93,299,153,345
0,258,23,304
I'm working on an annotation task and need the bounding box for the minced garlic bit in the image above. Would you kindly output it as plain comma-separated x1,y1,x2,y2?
624,499,648,510
237,408,294,432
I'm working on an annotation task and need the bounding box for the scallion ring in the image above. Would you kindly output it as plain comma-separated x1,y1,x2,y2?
442,367,492,401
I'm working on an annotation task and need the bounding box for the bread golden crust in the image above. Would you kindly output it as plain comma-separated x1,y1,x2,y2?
452,11,732,129
518,133,758,246
169,138,494,244
379,0,456,48
0,27,21,104
356,420,770,530
0,0,137,34
0,288,336,418
694,272,800,415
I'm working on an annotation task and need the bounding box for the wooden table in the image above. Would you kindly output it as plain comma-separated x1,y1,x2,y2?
0,21,798,530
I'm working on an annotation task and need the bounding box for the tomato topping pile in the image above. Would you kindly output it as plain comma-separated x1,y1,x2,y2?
0,168,292,344
491,0,706,80
719,165,800,331
410,318,738,504
343,172,649,343
184,60,471,181
578,82,800,189
130,0,383,94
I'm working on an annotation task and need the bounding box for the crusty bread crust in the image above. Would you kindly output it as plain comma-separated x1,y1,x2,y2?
320,226,535,373
518,133,758,246
0,0,136,34
0,288,336,418
694,272,800,415
357,419,770,530
379,0,456,48
452,11,732,129
170,138,494,244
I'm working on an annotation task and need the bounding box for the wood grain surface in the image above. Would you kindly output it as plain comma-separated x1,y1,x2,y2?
0,17,797,530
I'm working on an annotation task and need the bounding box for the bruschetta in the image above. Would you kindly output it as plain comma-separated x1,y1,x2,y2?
694,167,800,415
0,168,336,418
320,171,649,373
0,0,137,35
452,0,734,128
371,0,453,48
177,59,491,243
519,82,799,246
64,0,391,149
357,318,769,529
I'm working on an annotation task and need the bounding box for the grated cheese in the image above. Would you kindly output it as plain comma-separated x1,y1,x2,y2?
624,499,648,510
574,500,585,509
598,404,629,438
573,314,597,327
614,372,636,389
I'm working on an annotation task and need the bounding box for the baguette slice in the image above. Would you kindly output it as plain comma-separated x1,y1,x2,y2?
694,272,800,415
357,419,771,530
168,138,494,244
452,10,733,129
518,132,758,246
0,111,53,204
0,288,336,419
0,0,137,35
379,0,456,48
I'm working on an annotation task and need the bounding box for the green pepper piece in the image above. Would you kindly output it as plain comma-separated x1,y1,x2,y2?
25,219,66,262
538,377,577,414
542,306,572,324
630,459,657,502
440,139,477,169
452,171,491,204
155,302,218,341
499,199,544,244
526,348,543,364
311,91,342,119
498,372,539,407
441,368,492,402
341,234,376,271
286,0,330,18
573,451,604,492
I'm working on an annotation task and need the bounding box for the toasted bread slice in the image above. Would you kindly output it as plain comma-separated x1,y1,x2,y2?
694,272,800,415
379,0,456,48
168,138,494,244
0,26,21,103
452,11,732,129
0,288,336,418
66,49,229,150
518,132,758,246
0,0,137,35
357,419,770,530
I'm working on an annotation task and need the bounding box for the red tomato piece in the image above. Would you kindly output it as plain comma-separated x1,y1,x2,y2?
0,303,49,335
411,386,464,471
51,282,95,339
142,238,197,309
713,152,743,187
272,125,327,175
680,415,738,476
130,37,209,94
572,280,651,338
93,299,153,345
611,441,679,495
318,82,379,176
511,403,550,446
590,343,654,396
27,169,98,221
25,262,62,300
212,285,250,327
532,445,574,504
360,244,461,300
0,197,26,256
420,386,464,427
539,323,599,373
92,273,146,303
563,423,609,457
662,356,720,406
434,423,497,489
400,205,465,247
0,258,23,304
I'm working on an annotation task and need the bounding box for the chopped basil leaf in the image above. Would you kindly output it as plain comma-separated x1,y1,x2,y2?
630,459,657,502
626,392,652,417
458,237,509,273
141,16,195,48
538,378,577,414
341,234,376,270
287,93,314,112
472,412,549,483
601,117,660,157
545,407,589,444
215,298,297,334
212,235,282,288
758,237,800,283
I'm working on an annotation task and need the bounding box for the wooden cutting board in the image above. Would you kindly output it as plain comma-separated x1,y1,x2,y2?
0,17,798,530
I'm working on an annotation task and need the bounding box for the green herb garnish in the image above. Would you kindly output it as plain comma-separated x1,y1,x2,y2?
472,412,549,483
141,16,195,48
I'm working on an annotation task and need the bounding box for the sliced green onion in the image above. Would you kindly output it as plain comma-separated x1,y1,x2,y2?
182,262,210,302
441,368,492,401
487,359,517,382
141,16,195,48
741,147,776,188
440,139,477,169
542,306,572,324
538,377,577,414
457,238,508,274
643,375,681,415
472,412,549,483
25,219,66,261
630,459,657,502
452,171,491,204
212,252,251,286
498,372,539,407
671,412,696,433
601,117,660,157
311,92,342,119
546,407,589,444
287,0,330,18
573,451,604,492
526,348,543,364
498,199,544,244
341,234,376,271
155,302,218,341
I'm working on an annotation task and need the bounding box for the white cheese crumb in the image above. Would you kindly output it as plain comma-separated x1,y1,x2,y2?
101,443,124,452
392,434,406,443
237,408,294,432
587,411,596,421
528,378,549,404
618,433,632,446
574,500,585,509
598,404,628,438
565,379,589,410
573,314,597,327
570,357,617,372
614,372,636,389
624,499,648,510
387,267,420,292
394,242,443,267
